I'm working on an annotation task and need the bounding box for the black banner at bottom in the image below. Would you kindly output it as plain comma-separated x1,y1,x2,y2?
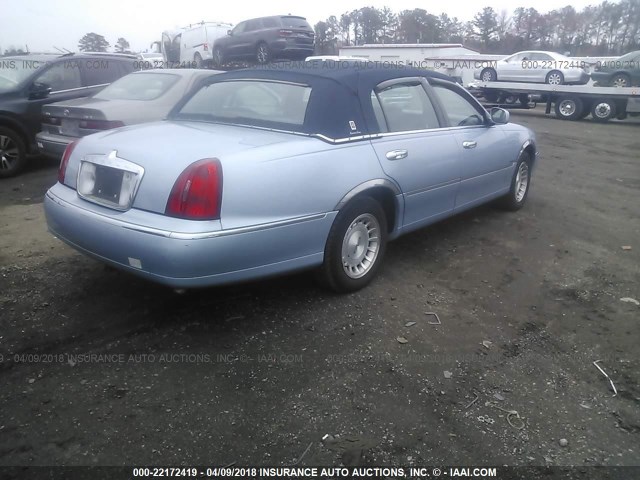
0,466,637,480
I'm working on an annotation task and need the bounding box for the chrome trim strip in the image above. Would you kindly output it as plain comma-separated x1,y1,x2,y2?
334,179,401,210
47,190,327,240
218,78,310,87
405,178,460,196
51,83,109,95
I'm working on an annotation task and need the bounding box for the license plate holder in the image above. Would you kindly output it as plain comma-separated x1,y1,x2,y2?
61,119,79,136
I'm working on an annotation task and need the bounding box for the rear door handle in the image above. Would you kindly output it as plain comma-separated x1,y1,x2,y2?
386,149,408,160
462,141,477,149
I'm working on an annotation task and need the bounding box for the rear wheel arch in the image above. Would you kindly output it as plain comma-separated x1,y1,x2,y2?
0,115,31,152
334,180,400,234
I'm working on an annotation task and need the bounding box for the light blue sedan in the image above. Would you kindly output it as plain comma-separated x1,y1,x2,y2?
44,62,537,292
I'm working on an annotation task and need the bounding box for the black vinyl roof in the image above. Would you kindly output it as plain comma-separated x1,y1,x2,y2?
187,62,456,140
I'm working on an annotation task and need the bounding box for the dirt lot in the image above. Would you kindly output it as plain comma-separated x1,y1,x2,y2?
0,110,638,469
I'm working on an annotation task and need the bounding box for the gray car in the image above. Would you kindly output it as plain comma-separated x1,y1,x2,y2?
36,69,217,158
44,63,537,293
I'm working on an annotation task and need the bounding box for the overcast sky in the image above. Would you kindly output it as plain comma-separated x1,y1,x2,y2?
2,0,600,53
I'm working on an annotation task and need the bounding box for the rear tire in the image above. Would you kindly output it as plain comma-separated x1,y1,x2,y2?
591,99,617,123
554,96,584,121
497,151,532,211
0,127,27,178
194,52,203,68
256,42,270,64
318,196,387,293
480,68,497,82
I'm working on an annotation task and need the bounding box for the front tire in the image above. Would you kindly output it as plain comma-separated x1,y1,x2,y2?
213,47,224,67
318,196,387,293
0,127,27,178
498,151,532,211
610,73,631,88
546,70,564,85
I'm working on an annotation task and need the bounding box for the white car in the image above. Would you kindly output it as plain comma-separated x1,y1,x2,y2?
474,51,590,85
162,21,233,68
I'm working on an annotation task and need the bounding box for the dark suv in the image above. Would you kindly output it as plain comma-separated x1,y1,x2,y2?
0,52,137,177
212,15,314,66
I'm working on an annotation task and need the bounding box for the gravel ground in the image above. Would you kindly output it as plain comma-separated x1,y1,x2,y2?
0,110,638,469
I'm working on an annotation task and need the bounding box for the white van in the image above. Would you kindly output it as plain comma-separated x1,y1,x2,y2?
162,21,232,67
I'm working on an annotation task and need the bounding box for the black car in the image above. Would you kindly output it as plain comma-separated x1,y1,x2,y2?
212,15,314,66
0,52,137,177
591,50,640,87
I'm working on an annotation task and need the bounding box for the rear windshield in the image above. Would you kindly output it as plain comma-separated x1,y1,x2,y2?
174,80,311,129
94,72,179,101
280,17,311,29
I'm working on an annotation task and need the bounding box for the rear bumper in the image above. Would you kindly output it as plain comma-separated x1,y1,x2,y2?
269,39,314,58
590,72,612,84
44,183,334,288
36,132,76,158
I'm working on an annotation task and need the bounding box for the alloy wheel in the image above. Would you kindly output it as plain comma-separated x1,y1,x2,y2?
0,135,19,171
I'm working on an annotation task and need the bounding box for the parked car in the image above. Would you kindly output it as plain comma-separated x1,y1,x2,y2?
136,52,164,67
474,50,590,85
44,63,537,293
161,21,232,68
591,50,640,87
212,15,314,66
0,52,137,177
36,69,217,158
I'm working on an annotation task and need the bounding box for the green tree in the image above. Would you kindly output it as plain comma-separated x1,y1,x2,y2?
115,37,131,53
78,32,110,52
472,7,498,48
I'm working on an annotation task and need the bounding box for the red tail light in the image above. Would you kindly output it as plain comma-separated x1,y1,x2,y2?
58,140,78,184
165,159,223,220
79,120,125,130
203,43,209,51
279,29,294,36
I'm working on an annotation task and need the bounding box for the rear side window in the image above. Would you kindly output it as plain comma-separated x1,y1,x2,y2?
432,85,485,127
176,80,311,128
262,17,280,28
374,83,439,132
94,73,179,100
81,59,132,86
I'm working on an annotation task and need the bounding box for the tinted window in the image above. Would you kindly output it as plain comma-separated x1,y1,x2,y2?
262,17,280,28
245,19,263,31
176,80,311,127
233,22,246,34
0,59,45,92
82,59,131,86
94,72,179,100
36,62,81,91
280,17,311,29
432,85,485,127
531,53,552,61
375,83,439,132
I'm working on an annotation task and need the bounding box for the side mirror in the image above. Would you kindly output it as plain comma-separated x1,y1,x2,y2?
29,82,52,100
490,107,510,124
227,29,232,36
